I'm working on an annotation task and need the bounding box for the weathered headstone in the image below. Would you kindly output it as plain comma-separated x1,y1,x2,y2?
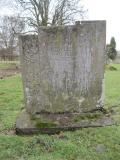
16,21,106,134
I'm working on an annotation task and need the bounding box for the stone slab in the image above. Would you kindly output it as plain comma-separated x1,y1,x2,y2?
16,21,106,134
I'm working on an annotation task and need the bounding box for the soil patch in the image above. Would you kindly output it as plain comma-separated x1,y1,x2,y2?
0,68,20,79
0,129,16,135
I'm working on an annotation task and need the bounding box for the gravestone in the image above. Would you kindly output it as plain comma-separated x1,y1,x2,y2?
16,21,106,134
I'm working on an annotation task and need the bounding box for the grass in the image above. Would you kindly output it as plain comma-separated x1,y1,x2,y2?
105,64,120,108
0,62,19,70
0,75,23,131
1,127,120,160
0,63,120,160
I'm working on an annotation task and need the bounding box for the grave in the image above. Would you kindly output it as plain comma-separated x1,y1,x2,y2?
16,21,106,134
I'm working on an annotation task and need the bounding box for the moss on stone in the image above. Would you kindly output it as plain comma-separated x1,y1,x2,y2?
56,31,63,48
31,116,58,128
36,121,57,128
73,112,102,123
41,26,64,34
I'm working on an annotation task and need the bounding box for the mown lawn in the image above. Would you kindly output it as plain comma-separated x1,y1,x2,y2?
105,64,120,108
0,63,120,160
0,61,19,70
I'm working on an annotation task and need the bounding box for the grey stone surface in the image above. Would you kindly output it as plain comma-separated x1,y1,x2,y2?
17,21,106,133
96,144,106,153
16,110,35,129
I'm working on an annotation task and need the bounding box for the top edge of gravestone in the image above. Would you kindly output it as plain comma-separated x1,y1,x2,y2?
75,20,106,24
19,20,106,38
18,33,37,39
38,20,106,29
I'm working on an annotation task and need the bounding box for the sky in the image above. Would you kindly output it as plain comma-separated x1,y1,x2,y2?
82,0,120,50
0,0,120,50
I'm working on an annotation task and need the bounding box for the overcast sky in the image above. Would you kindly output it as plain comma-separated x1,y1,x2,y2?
82,0,120,50
0,0,119,50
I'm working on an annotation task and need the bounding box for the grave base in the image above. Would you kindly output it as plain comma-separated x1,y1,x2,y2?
16,109,114,135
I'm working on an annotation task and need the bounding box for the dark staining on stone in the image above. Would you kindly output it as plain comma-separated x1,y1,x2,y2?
30,110,104,129
73,112,103,123
40,26,64,34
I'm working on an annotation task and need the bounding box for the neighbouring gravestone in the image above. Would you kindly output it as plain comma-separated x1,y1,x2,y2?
16,21,106,134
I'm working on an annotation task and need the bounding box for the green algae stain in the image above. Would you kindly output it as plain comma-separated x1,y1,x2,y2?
56,31,63,49
73,112,103,123
31,116,58,129
36,121,57,128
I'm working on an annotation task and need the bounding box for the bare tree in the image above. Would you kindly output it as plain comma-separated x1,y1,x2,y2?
0,15,24,58
16,0,86,30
